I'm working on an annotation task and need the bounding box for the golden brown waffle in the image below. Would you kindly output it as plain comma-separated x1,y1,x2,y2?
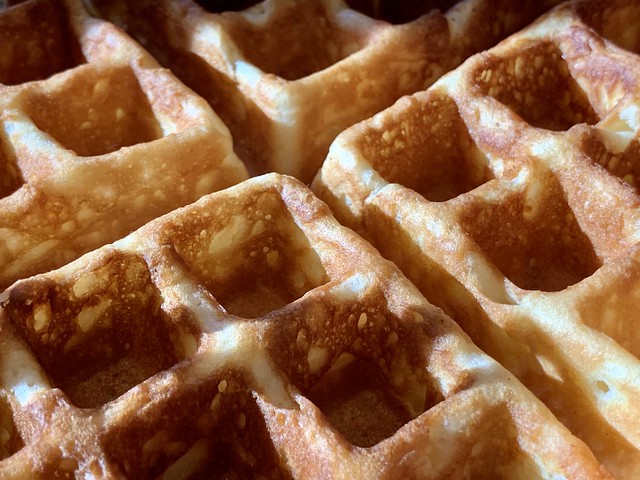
313,0,640,477
0,0,248,290
87,0,562,182
0,174,609,478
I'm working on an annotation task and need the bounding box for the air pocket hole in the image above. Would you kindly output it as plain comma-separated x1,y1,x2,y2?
596,380,610,393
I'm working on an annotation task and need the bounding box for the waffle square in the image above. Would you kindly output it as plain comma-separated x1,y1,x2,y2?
0,0,248,289
0,174,607,478
313,0,640,477
88,0,562,182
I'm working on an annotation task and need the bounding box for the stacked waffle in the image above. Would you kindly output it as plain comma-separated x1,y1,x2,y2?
0,0,248,290
0,174,608,478
313,0,640,477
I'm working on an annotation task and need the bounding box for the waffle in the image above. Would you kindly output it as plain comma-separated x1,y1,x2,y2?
87,0,563,183
313,0,640,477
0,173,610,478
0,0,248,290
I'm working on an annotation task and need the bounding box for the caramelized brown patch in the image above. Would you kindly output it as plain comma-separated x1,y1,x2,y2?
22,65,162,157
460,168,601,291
356,93,493,201
0,0,86,85
474,42,599,130
345,0,456,24
4,251,189,408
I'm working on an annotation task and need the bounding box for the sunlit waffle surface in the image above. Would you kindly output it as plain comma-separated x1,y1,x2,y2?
0,0,248,290
313,0,640,478
0,174,608,478
87,0,562,183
